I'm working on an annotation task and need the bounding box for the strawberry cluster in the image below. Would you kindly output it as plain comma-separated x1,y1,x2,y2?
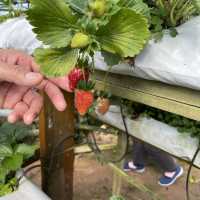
68,67,94,116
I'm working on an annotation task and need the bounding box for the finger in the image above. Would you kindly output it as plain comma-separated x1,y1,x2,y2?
44,81,67,111
0,61,43,86
45,82,67,111
16,53,39,73
2,49,37,72
23,90,43,124
0,82,11,107
0,49,24,65
8,102,28,124
31,58,40,72
16,55,32,70
36,79,67,111
51,76,72,92
3,85,28,109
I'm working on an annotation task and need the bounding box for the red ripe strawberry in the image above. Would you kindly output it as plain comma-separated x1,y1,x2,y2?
68,68,89,91
75,89,94,116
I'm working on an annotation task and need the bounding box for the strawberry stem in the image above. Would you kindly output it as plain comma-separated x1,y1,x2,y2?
91,55,96,83
103,65,112,93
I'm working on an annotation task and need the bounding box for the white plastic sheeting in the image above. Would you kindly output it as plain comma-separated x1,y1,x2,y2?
0,16,199,90
0,17,41,55
0,177,51,200
95,105,200,168
95,16,200,90
134,16,200,90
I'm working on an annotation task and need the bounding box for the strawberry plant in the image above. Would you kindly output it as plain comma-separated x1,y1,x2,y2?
0,122,38,196
148,0,200,39
27,0,150,115
121,98,200,140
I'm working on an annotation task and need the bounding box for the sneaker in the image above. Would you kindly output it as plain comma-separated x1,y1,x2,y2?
158,166,184,187
123,161,145,173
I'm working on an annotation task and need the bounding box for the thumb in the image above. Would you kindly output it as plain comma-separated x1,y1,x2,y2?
0,62,43,86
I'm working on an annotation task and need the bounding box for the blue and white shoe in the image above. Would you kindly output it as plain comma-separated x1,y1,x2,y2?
123,161,145,173
158,166,184,187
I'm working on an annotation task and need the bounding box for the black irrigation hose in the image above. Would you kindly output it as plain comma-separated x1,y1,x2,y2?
87,104,130,163
24,164,41,175
17,136,75,184
17,164,41,184
48,134,74,174
88,132,101,154
111,104,130,163
186,143,200,200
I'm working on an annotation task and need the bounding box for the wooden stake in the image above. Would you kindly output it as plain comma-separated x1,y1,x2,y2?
39,92,75,200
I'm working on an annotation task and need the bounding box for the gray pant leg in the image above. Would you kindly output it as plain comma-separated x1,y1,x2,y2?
132,139,146,166
132,139,177,171
143,143,178,172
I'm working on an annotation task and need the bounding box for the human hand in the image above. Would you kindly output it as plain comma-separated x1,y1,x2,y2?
0,49,68,124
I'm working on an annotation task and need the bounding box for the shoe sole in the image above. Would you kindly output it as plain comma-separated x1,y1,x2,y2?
124,168,145,173
158,167,184,187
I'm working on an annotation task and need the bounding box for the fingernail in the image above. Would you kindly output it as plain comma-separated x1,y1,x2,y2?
26,72,42,81
8,114,16,123
58,102,67,111
24,114,36,125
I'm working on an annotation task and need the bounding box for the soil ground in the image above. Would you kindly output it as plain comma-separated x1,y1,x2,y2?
28,153,200,200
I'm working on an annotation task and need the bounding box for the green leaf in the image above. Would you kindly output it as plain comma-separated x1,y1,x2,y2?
119,0,150,19
97,8,150,57
66,0,88,14
101,51,121,66
0,145,13,158
15,144,38,159
2,154,23,171
0,183,13,197
194,0,200,12
34,48,79,77
169,28,178,38
27,0,77,48
0,122,32,144
0,178,17,197
0,168,8,183
118,0,135,7
131,1,151,19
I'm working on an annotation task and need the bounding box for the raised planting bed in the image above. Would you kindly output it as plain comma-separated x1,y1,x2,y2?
94,105,200,168
0,176,50,200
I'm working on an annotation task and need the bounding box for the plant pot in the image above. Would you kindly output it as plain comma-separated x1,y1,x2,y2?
0,177,51,200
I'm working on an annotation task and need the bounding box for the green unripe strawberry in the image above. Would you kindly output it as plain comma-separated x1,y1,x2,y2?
89,0,106,17
71,33,90,49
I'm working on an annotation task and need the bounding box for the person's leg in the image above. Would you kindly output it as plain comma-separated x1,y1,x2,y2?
124,139,146,172
143,143,183,186
143,143,177,172
132,139,146,166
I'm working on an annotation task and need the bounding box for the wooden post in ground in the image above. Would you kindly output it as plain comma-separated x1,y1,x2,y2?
39,92,75,200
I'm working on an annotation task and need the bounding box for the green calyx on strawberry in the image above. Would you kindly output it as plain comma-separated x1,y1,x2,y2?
68,67,89,91
77,80,95,91
71,32,90,49
89,0,106,17
75,80,95,116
